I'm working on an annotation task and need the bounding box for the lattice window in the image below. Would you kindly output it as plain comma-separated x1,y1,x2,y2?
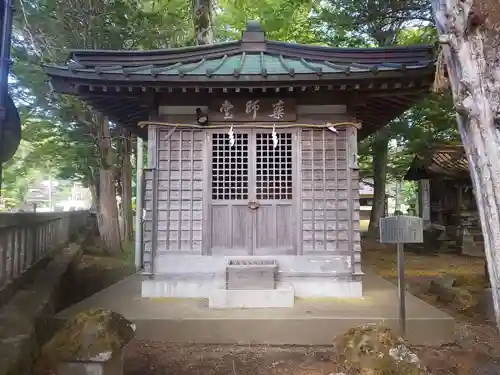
211,133,249,200
256,132,293,200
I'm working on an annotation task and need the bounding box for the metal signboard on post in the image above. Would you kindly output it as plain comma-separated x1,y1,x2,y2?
379,215,424,336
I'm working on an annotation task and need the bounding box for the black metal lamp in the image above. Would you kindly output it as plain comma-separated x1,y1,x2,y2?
196,107,208,125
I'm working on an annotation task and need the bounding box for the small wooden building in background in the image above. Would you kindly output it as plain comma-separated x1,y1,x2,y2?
404,144,484,256
44,22,434,303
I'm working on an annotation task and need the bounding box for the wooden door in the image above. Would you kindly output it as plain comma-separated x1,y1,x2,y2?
208,130,296,256
209,132,252,255
252,131,296,255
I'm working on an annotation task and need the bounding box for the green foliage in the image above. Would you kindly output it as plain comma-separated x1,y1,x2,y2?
1,107,55,206
5,0,459,218
401,181,419,209
7,0,193,202
316,0,457,220
319,0,433,46
215,0,321,44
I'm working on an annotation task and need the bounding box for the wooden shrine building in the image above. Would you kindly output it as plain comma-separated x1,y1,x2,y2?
44,21,434,305
404,144,484,256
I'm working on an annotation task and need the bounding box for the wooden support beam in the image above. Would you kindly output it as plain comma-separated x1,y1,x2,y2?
419,179,431,224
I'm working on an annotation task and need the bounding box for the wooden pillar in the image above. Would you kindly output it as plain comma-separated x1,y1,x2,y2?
134,136,144,271
346,124,362,277
455,185,463,225
419,179,431,224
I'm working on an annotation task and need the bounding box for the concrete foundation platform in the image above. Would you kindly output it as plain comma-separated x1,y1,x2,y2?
56,272,454,346
209,283,295,308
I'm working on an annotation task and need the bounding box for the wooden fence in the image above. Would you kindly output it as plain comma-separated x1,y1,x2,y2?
0,211,89,291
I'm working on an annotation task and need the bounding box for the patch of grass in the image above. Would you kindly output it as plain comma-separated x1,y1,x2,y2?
121,241,135,265
362,238,485,278
362,237,491,322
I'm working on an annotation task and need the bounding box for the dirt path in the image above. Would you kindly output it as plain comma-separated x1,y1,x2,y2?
124,344,337,375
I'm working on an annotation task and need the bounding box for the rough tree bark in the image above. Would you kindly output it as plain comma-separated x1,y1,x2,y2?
431,0,500,327
367,129,389,237
97,115,122,253
120,128,134,243
192,0,214,45
88,173,100,211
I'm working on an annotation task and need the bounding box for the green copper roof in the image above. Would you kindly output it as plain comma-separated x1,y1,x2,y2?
44,21,434,83
45,50,431,82
63,52,428,78
42,21,435,140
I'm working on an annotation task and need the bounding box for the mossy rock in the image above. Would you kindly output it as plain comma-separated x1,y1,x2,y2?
41,309,135,363
334,325,426,375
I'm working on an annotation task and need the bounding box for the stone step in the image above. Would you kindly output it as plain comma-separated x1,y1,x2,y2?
209,283,295,308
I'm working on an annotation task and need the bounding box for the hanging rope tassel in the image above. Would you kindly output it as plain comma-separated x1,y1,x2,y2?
272,124,278,149
228,125,235,147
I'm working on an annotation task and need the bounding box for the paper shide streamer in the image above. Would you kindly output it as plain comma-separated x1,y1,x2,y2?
228,125,235,147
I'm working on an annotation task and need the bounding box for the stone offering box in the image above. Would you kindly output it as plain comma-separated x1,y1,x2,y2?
226,259,277,290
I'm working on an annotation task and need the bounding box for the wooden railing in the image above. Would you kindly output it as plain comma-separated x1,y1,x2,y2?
0,211,89,291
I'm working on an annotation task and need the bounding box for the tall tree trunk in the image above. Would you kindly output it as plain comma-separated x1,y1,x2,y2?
97,115,122,253
88,172,100,211
431,0,500,327
367,129,389,237
365,33,397,237
120,129,134,243
192,0,213,45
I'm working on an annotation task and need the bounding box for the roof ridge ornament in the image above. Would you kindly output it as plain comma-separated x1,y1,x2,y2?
246,20,262,32
241,20,266,52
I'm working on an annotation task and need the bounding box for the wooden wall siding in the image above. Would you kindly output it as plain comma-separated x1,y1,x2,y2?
300,129,353,254
156,129,204,253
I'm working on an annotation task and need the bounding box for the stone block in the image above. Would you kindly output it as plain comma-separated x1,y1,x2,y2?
57,352,122,375
226,260,277,290
428,277,458,303
422,223,447,252
478,288,495,322
0,245,80,375
209,283,294,308
41,309,135,375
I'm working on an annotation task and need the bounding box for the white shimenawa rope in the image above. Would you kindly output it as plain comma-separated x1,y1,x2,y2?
138,121,361,130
